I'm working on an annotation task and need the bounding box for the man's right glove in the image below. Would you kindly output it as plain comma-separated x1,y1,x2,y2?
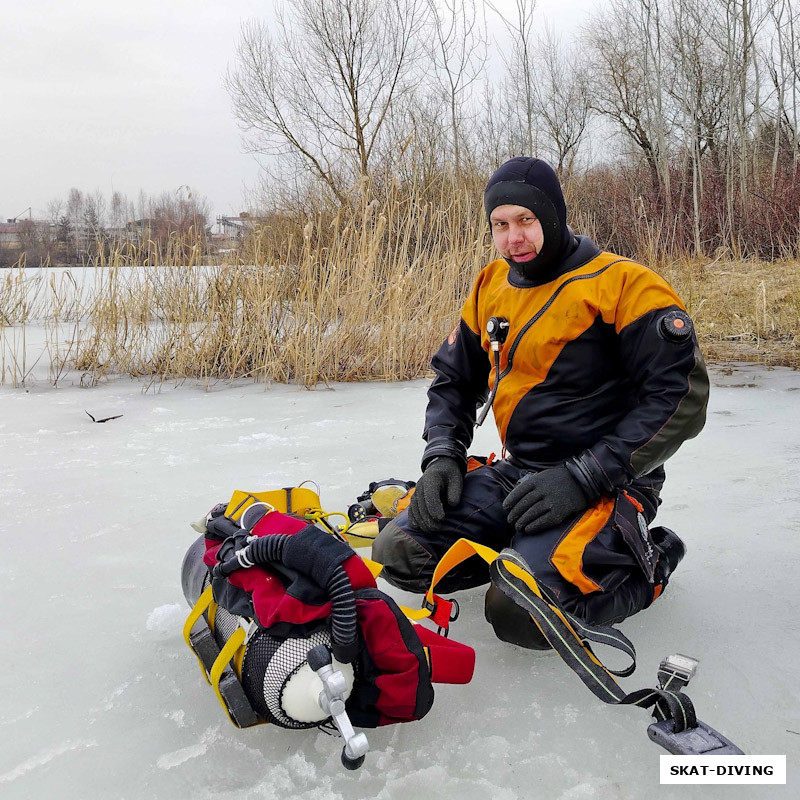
407,456,464,532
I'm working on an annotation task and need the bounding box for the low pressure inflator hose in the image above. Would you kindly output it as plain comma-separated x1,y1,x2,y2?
476,316,510,427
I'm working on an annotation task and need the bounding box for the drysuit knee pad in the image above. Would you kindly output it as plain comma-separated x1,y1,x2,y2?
371,518,434,594
484,584,551,651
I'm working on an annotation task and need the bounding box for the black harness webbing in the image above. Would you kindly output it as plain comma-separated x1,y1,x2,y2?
490,549,697,731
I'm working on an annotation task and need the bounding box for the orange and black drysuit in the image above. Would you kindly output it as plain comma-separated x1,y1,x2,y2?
422,237,709,494
373,234,710,631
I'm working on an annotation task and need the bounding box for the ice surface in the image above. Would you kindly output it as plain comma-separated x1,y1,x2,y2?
0,364,798,798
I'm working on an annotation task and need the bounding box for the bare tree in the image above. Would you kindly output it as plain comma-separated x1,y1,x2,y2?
785,1,800,166
83,190,108,237
387,87,449,184
641,0,672,211
66,188,84,226
110,191,135,232
669,0,730,252
530,25,592,174
149,187,210,242
487,0,538,154
764,0,800,180
225,0,429,204
425,0,488,171
583,0,675,199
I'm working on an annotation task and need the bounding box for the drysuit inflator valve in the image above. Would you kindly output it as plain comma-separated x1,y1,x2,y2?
307,645,370,770
486,316,510,350
476,317,510,426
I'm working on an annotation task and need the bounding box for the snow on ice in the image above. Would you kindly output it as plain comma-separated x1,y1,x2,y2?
0,364,798,798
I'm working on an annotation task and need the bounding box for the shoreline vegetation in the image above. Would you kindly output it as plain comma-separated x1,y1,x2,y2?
1,192,798,388
5,0,800,385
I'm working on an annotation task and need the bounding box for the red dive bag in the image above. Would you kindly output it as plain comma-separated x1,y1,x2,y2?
186,504,475,730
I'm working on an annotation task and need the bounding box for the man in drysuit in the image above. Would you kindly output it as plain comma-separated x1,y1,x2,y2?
373,157,709,649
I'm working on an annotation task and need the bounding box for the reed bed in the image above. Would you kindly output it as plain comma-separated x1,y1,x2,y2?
1,179,799,387
664,258,800,368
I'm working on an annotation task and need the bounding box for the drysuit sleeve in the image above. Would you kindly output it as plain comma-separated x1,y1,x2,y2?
421,278,491,471
567,267,710,495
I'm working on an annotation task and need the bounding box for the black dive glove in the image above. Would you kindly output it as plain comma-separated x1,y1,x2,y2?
503,465,594,536
407,456,464,532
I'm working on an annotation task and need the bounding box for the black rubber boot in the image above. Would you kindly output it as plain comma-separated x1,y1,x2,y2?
651,526,686,587
484,584,552,650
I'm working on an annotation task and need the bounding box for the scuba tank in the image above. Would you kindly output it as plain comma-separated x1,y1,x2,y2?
182,531,356,730
181,494,475,770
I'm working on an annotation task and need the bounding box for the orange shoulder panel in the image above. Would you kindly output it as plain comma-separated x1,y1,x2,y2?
487,253,686,442
601,259,687,333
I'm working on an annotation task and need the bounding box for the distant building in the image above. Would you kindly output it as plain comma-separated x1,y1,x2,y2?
0,222,25,245
215,213,256,240
0,218,52,245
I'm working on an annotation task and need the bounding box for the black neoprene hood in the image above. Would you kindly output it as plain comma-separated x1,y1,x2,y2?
484,157,572,278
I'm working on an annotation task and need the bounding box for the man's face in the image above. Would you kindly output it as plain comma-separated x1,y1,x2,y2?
489,204,544,264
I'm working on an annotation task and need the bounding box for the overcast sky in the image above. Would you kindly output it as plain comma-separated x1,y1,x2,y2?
1,0,598,223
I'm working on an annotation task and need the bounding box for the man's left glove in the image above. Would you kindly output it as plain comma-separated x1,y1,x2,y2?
503,465,593,536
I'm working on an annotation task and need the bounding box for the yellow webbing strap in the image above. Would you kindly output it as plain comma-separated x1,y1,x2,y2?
415,541,637,682
424,539,500,602
209,626,247,727
362,557,384,580
372,538,502,623
183,585,215,684
409,539,500,622
411,540,620,673
224,487,322,521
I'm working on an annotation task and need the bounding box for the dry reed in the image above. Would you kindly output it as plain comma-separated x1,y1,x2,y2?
1,178,799,387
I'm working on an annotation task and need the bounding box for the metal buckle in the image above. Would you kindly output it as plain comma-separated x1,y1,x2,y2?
239,618,259,646
657,653,699,690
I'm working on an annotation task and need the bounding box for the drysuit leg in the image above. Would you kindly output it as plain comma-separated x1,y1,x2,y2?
485,481,682,648
372,461,521,594
374,461,683,649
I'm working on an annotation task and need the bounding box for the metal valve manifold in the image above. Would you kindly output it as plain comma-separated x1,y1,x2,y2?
307,644,370,770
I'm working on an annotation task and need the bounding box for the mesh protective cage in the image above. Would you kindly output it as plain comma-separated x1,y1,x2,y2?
241,628,334,729
184,536,362,731
211,602,241,648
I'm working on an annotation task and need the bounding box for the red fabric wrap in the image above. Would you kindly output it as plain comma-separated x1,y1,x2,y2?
355,596,426,724
415,626,476,685
203,511,377,627
426,595,455,630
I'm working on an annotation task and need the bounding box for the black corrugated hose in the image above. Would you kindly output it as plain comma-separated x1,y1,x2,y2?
211,533,360,663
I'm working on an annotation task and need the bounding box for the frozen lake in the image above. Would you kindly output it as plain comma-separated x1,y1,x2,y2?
0,365,797,798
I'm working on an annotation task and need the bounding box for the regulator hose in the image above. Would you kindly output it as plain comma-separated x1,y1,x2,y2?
326,569,359,662
211,529,360,663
